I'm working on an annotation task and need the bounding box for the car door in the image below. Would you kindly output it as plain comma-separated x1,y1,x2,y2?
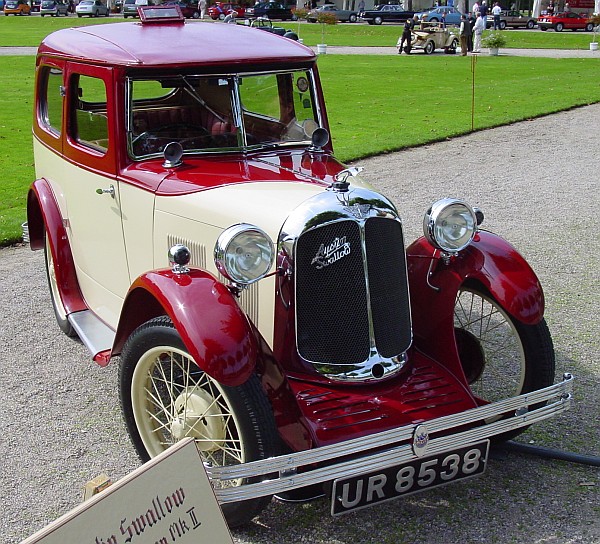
62,62,130,327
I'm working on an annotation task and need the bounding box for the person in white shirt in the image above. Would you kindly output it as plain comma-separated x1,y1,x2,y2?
492,1,502,29
473,12,485,52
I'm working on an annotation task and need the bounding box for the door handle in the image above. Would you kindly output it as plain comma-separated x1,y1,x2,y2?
96,185,115,199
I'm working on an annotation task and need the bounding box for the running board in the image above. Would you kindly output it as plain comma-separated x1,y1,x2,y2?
68,310,115,361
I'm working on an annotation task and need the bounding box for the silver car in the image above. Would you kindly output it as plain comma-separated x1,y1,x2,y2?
40,0,69,16
75,0,109,16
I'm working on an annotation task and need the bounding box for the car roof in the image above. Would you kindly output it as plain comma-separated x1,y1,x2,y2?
37,21,315,68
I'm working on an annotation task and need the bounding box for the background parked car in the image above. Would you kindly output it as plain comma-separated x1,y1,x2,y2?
489,9,536,29
307,4,358,23
208,1,245,19
40,0,69,16
123,0,158,17
3,0,31,15
245,2,295,20
31,0,42,11
537,11,593,31
76,0,109,16
416,6,463,25
249,16,298,38
165,0,201,18
360,4,414,25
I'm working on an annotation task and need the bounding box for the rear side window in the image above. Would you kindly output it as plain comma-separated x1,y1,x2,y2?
39,66,64,135
70,74,109,153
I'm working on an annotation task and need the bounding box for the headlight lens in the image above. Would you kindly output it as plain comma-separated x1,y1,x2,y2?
423,198,477,253
214,224,274,285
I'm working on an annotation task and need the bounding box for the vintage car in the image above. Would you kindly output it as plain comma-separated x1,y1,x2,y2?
307,4,358,23
246,16,299,39
360,3,414,24
245,1,295,20
29,5,572,528
3,0,31,15
416,5,463,25
397,24,458,54
538,10,594,31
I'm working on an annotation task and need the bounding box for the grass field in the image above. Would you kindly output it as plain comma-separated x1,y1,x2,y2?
1,50,600,245
0,15,599,48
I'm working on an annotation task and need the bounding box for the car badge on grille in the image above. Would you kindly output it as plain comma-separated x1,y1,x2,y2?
412,424,430,458
312,236,351,269
343,203,371,219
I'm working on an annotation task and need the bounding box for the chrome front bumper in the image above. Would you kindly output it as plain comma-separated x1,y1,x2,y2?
209,373,574,504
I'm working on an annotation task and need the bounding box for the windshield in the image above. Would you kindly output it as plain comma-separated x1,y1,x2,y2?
127,70,320,159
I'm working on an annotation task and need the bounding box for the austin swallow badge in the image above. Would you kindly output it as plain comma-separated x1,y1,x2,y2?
312,236,351,269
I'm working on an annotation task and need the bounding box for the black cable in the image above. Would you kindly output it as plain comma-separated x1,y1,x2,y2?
502,441,600,467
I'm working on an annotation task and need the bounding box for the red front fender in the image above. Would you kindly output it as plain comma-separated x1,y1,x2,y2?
113,269,257,387
407,231,545,377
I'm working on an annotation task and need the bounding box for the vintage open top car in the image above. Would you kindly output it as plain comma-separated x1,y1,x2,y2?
28,5,573,527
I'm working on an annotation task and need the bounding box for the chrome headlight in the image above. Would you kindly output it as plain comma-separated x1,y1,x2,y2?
423,198,478,253
214,224,274,285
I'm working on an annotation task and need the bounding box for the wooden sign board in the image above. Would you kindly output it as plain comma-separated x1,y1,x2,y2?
21,438,233,544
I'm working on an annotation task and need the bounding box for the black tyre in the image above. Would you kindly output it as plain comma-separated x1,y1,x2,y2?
526,19,535,29
374,15,382,24
540,25,546,30
44,233,77,337
192,10,199,18
585,22,593,32
119,316,280,527
555,22,563,31
424,40,435,54
499,20,506,29
444,37,458,53
454,287,555,442
429,16,438,22
219,12,225,19
349,13,357,22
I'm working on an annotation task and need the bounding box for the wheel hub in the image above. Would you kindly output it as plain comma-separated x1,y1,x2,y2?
171,387,226,451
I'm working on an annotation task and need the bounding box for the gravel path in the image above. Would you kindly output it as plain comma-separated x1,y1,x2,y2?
1,105,598,544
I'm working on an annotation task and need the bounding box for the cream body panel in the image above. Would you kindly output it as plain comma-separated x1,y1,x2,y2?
154,181,325,347
35,141,130,328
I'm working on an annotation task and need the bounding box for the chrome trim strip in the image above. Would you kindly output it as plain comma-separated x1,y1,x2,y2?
207,374,573,503
68,310,115,357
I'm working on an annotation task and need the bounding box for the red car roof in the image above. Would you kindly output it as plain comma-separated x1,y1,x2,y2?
37,21,315,67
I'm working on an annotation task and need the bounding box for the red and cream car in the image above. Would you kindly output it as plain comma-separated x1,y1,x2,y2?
28,6,572,527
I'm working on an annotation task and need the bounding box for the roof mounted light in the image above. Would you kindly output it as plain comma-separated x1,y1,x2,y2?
139,4,185,23
423,198,478,253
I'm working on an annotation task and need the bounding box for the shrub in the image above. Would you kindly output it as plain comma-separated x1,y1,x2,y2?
482,31,507,49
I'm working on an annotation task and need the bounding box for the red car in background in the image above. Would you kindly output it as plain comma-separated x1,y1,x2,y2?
208,1,245,19
538,11,594,31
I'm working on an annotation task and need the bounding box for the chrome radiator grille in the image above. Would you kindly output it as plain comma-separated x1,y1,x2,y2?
295,216,412,369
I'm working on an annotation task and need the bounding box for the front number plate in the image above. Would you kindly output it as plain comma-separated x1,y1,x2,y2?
331,441,489,516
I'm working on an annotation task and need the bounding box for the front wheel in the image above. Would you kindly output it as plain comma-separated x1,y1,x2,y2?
192,10,199,18
454,287,555,442
349,13,357,22
499,20,506,29
373,15,382,24
526,19,534,29
424,40,435,54
585,22,594,31
555,22,563,31
119,316,280,527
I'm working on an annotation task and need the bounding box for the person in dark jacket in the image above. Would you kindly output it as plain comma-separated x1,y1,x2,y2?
398,17,414,54
467,11,476,52
459,14,472,55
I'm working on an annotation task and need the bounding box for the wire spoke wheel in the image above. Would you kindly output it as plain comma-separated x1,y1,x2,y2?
454,287,555,441
120,316,279,525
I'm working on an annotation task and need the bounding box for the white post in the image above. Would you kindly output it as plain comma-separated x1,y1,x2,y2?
532,0,541,18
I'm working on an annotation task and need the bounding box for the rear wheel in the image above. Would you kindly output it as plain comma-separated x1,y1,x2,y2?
526,19,534,29
192,10,199,18
555,22,563,31
454,287,555,442
374,15,382,24
44,233,77,338
499,20,506,29
119,317,280,527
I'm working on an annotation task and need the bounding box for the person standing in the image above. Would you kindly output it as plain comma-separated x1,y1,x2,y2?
480,0,488,27
467,11,476,51
398,17,413,54
198,0,206,19
492,1,501,29
472,1,480,15
459,14,471,55
358,0,365,12
473,11,484,52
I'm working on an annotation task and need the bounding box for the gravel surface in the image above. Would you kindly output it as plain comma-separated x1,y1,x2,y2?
1,105,598,544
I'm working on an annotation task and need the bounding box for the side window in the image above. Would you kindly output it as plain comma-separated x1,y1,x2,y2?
39,66,64,135
70,74,109,153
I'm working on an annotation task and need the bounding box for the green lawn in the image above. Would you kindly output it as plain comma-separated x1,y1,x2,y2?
0,16,599,48
1,53,600,245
